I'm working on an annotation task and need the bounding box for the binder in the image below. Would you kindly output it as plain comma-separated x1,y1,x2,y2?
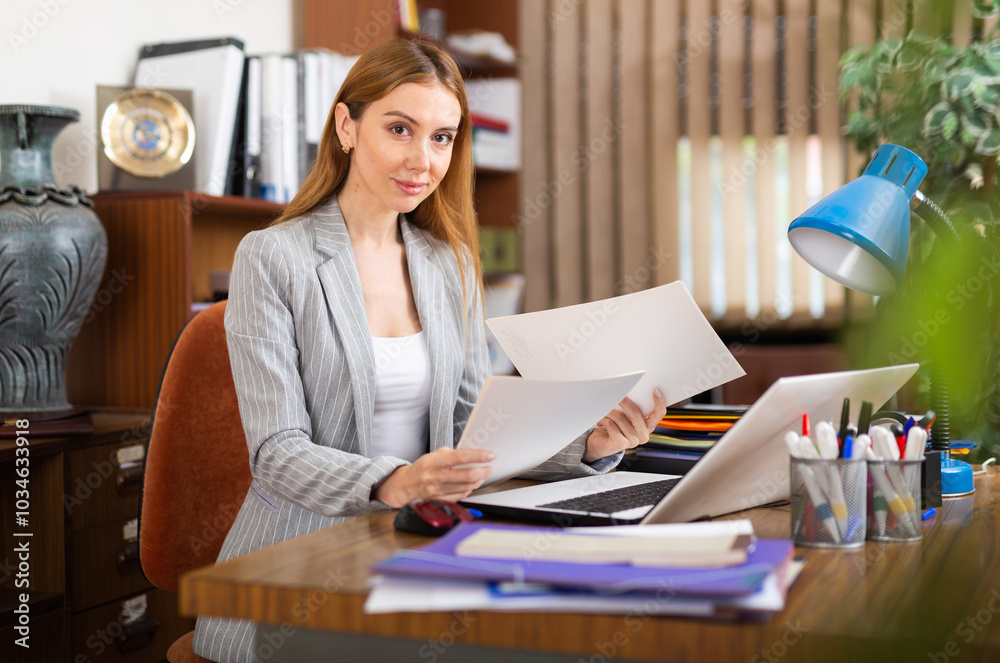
259,54,285,202
134,37,246,197
243,56,263,198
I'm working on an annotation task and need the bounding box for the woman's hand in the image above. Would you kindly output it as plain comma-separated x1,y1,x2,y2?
583,389,667,464
373,447,495,508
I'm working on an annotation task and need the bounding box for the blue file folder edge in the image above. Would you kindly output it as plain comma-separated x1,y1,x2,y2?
373,522,793,598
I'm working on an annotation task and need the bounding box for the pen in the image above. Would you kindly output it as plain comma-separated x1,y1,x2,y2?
838,398,851,442
802,413,810,438
921,508,936,520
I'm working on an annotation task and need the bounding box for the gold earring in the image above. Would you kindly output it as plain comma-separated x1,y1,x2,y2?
342,143,351,154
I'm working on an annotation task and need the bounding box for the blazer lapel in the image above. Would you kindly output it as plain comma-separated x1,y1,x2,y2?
400,219,455,451
313,198,376,456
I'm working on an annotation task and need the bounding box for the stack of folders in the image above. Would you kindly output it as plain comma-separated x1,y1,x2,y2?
249,50,359,203
628,404,747,475
364,521,801,618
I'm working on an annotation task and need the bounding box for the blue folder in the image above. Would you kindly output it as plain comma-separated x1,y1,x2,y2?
373,522,793,597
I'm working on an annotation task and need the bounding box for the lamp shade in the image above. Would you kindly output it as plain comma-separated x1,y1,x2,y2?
787,144,927,296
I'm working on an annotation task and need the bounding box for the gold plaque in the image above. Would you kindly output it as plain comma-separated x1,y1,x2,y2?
100,88,195,178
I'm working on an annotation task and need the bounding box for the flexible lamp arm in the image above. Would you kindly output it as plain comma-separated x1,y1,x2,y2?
911,190,961,244
909,190,961,453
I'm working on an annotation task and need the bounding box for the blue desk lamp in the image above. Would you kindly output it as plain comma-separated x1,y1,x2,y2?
787,143,974,496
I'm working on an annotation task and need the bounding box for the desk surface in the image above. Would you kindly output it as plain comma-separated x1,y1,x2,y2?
180,469,1000,662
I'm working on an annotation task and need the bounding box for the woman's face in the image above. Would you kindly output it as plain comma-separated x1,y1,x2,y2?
338,80,462,217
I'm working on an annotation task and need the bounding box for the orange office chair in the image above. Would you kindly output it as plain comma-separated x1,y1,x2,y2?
139,300,251,663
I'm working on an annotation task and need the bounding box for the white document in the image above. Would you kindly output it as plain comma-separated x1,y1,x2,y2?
486,281,745,412
363,563,799,615
565,519,754,538
457,372,644,486
134,39,245,197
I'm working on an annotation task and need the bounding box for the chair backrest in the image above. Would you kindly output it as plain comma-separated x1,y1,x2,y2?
139,300,251,592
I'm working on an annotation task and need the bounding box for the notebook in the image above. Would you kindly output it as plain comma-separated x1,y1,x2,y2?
461,363,919,525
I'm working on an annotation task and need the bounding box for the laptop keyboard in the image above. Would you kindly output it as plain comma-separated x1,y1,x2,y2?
538,478,681,514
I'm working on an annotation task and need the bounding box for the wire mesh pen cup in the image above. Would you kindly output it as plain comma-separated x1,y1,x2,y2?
866,459,923,542
790,457,867,548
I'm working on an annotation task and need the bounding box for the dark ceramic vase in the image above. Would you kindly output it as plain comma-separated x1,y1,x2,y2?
0,105,108,412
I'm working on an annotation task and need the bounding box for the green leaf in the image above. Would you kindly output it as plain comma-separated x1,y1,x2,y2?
975,129,1000,155
896,41,927,71
963,112,990,137
925,101,959,138
945,71,977,100
983,40,1000,62
924,57,950,84
972,0,999,19
840,64,873,96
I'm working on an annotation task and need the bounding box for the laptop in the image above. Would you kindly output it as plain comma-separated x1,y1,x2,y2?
461,363,919,526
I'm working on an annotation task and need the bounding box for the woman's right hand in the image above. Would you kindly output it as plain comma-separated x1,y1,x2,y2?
373,447,495,508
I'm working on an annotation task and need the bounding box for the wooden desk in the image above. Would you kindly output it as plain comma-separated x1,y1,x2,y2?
180,468,1000,662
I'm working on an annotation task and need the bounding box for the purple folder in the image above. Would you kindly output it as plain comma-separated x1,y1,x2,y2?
373,522,793,597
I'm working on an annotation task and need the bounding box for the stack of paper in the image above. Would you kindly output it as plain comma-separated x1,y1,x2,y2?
365,521,799,618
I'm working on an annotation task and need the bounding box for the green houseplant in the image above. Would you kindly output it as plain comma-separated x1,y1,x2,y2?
840,27,1000,456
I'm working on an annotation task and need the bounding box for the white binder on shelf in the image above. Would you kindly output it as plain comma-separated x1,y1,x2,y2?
134,37,246,197
259,54,285,203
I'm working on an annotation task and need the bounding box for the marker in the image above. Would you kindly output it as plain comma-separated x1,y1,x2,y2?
841,432,854,461
851,433,871,461
802,413,810,438
890,423,906,461
857,401,873,436
838,398,851,441
921,508,936,521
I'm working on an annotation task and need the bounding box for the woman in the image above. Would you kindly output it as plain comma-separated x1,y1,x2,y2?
194,36,666,662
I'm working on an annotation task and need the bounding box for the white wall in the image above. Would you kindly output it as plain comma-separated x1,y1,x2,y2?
1,0,295,192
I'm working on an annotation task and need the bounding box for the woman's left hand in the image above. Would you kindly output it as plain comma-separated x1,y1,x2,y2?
583,389,667,463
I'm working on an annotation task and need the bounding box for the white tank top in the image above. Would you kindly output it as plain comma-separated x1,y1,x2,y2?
369,331,431,462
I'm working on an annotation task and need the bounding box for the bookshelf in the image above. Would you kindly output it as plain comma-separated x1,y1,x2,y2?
302,0,522,268
65,192,283,409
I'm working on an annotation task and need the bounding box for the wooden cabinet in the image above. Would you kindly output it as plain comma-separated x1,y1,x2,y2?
0,412,192,663
66,192,283,409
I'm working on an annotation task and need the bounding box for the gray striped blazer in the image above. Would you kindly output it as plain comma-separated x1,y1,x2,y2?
193,197,615,662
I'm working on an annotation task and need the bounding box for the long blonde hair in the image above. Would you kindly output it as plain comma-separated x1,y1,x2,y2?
274,36,481,299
